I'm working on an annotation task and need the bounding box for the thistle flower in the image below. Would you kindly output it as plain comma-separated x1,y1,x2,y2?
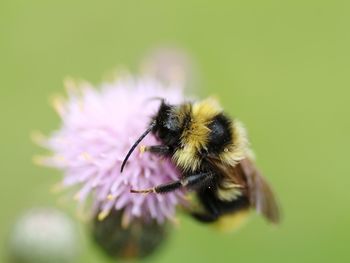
35,74,186,227
92,208,168,259
140,48,195,87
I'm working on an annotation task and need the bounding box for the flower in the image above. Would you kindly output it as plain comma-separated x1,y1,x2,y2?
92,208,168,259
34,73,186,227
140,48,195,87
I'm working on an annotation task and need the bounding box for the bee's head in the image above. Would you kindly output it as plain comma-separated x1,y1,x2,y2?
152,101,182,146
120,99,184,173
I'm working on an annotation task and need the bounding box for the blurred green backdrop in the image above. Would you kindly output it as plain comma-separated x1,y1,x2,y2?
1,0,349,262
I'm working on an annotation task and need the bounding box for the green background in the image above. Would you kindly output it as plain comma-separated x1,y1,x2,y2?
1,1,349,262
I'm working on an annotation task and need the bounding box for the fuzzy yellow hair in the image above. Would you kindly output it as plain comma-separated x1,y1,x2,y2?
173,98,222,171
173,98,250,172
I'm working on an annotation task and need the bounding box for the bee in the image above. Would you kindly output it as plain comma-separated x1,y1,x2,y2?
120,98,280,230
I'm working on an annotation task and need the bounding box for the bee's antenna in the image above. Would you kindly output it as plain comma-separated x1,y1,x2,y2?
120,121,156,173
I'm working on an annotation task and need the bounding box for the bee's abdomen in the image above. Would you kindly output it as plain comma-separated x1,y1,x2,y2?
217,194,250,214
197,187,250,219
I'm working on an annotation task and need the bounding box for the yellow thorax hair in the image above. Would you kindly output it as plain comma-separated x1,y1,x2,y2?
172,98,214,171
185,97,222,150
172,97,249,172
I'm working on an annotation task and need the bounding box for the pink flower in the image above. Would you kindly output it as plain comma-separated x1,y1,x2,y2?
35,74,186,227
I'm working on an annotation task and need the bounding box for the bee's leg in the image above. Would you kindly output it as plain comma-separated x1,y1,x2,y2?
130,172,214,194
140,145,170,156
190,191,220,223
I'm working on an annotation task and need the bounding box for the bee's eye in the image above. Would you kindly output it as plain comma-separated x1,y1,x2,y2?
163,115,179,132
209,121,225,141
154,102,182,145
155,102,179,132
207,114,232,153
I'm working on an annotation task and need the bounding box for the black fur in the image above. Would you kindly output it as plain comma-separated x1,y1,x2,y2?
192,189,249,223
152,102,183,148
207,114,233,154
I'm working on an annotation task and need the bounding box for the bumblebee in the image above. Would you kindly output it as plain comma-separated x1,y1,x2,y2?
121,98,280,230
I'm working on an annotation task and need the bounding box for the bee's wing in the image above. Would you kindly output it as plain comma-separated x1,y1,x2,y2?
238,158,281,224
206,155,281,224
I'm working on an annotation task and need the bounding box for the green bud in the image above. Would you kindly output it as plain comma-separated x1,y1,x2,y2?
92,209,170,260
7,208,79,263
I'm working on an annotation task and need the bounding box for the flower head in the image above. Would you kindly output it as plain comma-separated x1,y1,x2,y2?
92,208,168,259
35,74,185,226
